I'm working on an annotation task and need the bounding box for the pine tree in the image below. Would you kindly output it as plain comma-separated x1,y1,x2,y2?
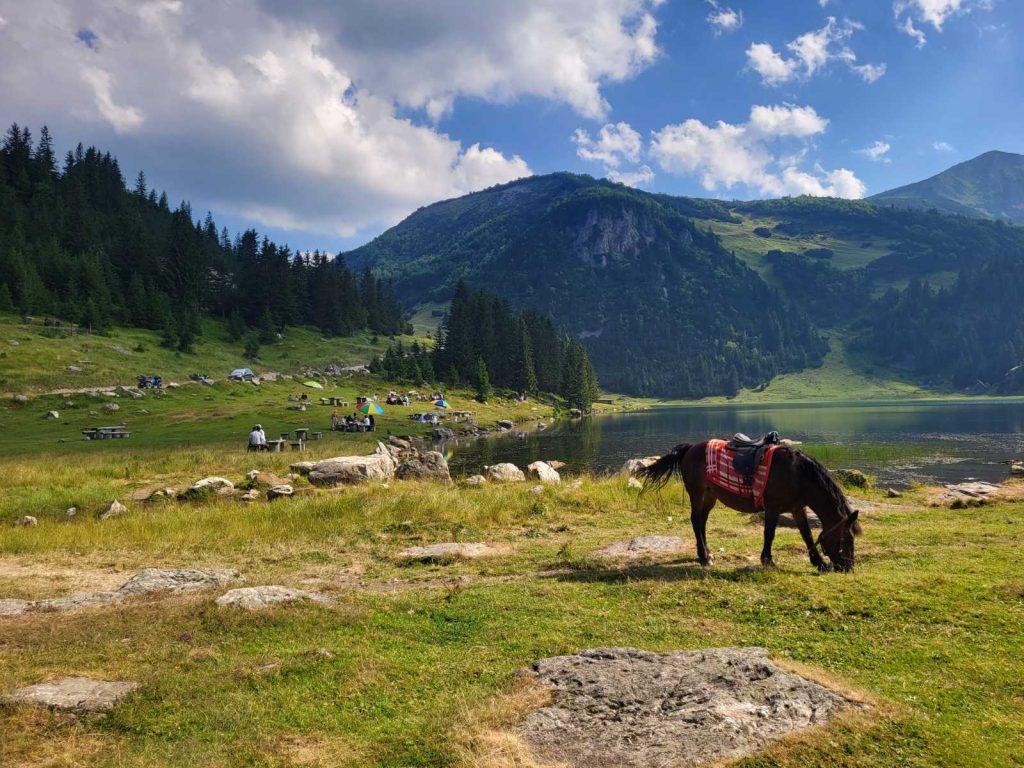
0,284,13,313
474,357,491,403
257,306,277,344
225,310,246,342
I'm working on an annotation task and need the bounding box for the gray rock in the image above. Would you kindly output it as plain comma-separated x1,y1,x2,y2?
290,461,315,476
5,677,139,712
887,487,903,498
13,394,29,404
526,461,560,485
44,410,59,419
395,451,452,483
114,385,143,399
546,460,566,470
117,568,243,596
398,542,495,563
17,515,38,526
267,484,294,500
464,474,486,486
239,489,260,502
430,426,455,441
98,499,127,520
31,591,123,613
180,476,234,499
621,456,660,477
486,463,525,483
307,443,397,486
388,435,413,451
65,506,78,516
596,535,686,560
245,470,286,489
496,419,514,430
0,598,30,617
215,585,330,611
66,365,83,373
103,402,120,412
627,477,643,490
520,647,850,768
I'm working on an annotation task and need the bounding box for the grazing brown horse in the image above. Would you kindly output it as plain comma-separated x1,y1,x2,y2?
639,442,861,572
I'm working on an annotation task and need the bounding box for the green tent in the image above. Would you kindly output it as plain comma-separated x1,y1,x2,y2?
302,380,324,389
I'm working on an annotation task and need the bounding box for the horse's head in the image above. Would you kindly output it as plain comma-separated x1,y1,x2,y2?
822,508,860,572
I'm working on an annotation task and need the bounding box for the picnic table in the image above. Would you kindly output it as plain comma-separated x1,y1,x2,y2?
82,424,131,440
319,396,349,407
294,428,309,441
265,439,285,453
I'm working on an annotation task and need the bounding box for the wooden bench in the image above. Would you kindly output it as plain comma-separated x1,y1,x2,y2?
82,425,132,440
289,440,305,451
310,431,323,440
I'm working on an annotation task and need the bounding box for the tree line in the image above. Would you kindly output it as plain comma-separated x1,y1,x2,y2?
371,282,600,410
0,124,408,351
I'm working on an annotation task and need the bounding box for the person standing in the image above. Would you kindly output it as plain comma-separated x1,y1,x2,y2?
331,410,340,430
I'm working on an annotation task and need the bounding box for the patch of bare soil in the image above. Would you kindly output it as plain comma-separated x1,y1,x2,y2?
0,558,129,599
516,647,859,768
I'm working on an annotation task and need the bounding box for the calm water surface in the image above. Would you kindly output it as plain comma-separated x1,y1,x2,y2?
447,400,1024,486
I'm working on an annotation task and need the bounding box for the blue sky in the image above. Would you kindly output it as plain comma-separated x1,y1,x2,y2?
0,0,1020,253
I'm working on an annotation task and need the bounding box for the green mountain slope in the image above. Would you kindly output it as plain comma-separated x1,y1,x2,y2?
348,176,822,397
347,173,1024,397
870,150,1024,224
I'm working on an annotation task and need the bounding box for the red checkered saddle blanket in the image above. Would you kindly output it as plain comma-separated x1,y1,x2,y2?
705,438,779,508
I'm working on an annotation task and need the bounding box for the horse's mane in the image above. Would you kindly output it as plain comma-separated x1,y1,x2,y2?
795,450,861,534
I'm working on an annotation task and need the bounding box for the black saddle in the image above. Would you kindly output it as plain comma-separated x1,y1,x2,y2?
726,431,780,484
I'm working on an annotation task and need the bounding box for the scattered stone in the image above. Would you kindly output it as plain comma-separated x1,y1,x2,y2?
44,410,59,420
5,677,139,713
13,394,29,404
886,487,902,498
103,402,120,412
519,647,851,768
568,408,583,418
114,385,143,399
117,567,243,597
290,461,315,476
1010,461,1024,477
307,443,397,486
395,451,452,483
527,485,544,495
834,468,870,488
31,592,123,613
17,515,37,527
98,499,127,520
496,419,515,430
144,488,176,502
596,536,686,560
526,461,560,485
398,542,496,563
388,435,413,452
215,585,330,611
245,470,286,489
486,463,525,483
180,476,235,500
267,484,294,500
66,365,83,373
430,426,455,441
239,489,260,502
627,477,643,490
62,400,76,408
546,460,566,471
621,456,660,477
0,599,30,617
65,506,78,517
110,344,133,355
773,511,821,530
464,474,486,486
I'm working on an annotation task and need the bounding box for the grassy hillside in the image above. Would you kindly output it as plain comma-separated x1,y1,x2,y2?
1,472,1022,767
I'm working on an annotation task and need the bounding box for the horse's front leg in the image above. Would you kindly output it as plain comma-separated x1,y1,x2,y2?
792,508,829,572
760,508,779,568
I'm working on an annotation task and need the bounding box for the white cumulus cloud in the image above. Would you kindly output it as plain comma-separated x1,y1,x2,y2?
706,1,743,35
746,17,886,86
0,0,665,240
649,104,865,199
857,140,892,163
894,0,989,45
933,140,955,152
572,122,653,187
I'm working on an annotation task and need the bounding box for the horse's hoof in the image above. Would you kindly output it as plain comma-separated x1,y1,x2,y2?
699,557,715,568
815,561,831,573
761,558,776,569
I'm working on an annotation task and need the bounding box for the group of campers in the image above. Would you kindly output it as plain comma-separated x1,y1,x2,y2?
330,411,375,432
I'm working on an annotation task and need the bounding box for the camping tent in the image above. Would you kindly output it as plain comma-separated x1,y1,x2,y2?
228,368,254,380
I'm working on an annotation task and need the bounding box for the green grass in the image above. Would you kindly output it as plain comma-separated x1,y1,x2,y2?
1,477,1022,767
0,314,433,395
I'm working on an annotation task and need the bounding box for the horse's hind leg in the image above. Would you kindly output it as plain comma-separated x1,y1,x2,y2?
760,507,780,568
686,484,716,567
792,508,829,572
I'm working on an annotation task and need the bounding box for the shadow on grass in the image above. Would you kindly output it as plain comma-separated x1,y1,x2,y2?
541,559,772,585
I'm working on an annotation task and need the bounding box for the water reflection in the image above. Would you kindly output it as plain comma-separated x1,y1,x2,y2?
447,400,1024,486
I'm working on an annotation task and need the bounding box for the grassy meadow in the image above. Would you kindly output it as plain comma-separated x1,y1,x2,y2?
1,477,1023,767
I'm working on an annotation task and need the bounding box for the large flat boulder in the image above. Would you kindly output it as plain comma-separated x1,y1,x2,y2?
307,443,397,486
595,535,686,560
5,677,139,712
117,568,243,597
215,585,331,611
0,598,30,617
519,647,851,768
179,477,235,500
398,542,496,563
395,451,452,483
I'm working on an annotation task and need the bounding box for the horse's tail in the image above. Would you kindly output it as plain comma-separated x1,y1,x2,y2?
637,443,692,493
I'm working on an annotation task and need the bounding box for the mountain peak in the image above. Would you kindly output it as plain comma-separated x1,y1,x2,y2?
870,150,1024,224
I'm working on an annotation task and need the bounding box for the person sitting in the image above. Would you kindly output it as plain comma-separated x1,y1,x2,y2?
367,414,375,432
248,424,267,452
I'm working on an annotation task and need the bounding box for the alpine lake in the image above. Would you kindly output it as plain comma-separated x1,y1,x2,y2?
447,399,1024,487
